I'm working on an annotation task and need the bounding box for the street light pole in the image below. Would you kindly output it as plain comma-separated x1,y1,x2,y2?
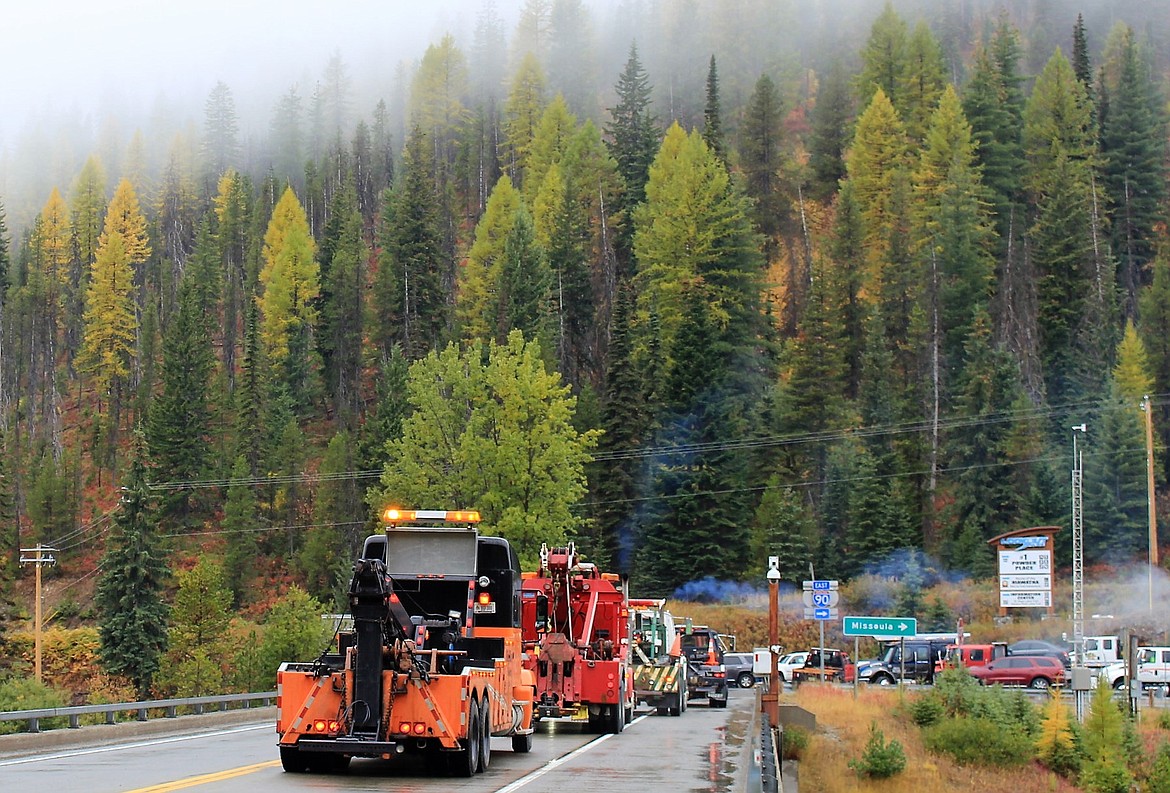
764,557,781,726
1071,424,1086,668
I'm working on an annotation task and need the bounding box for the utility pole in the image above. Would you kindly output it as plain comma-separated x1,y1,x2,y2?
1143,396,1159,613
19,545,57,683
1070,425,1085,668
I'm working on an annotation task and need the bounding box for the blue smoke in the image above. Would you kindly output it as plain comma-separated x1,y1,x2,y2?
673,576,763,603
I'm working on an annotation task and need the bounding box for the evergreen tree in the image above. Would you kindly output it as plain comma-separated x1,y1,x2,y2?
605,42,658,262
498,207,552,346
702,55,725,163
828,181,867,398
300,431,361,603
234,298,266,476
145,277,214,530
749,477,813,585
201,81,240,193
1100,27,1167,315
634,281,745,591
1071,14,1095,110
808,62,852,201
222,455,259,606
1138,247,1170,480
856,2,908,108
318,184,365,429
1083,380,1148,563
591,284,648,569
1025,49,1115,406
357,346,411,476
739,73,785,260
376,126,448,361
96,435,170,698
898,21,946,143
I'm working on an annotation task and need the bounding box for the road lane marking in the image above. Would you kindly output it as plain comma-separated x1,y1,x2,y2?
124,760,280,792
494,712,651,793
0,724,270,767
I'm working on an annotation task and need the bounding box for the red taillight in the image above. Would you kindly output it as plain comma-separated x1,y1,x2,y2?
413,722,426,734
478,592,491,606
313,720,327,732
328,721,340,732
399,721,411,734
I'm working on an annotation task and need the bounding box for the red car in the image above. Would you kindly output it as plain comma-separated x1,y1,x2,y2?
969,656,1065,689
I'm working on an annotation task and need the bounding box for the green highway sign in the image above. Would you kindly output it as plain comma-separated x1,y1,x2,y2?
842,616,918,638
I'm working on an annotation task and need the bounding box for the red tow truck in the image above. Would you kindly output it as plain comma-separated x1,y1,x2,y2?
520,542,634,732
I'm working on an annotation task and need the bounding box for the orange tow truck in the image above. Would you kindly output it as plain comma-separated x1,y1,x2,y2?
276,508,536,776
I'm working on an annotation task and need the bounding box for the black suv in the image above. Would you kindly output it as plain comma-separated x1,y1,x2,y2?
859,639,950,685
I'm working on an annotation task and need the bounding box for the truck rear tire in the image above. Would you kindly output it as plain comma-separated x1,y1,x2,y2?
279,746,308,773
478,699,491,772
450,702,481,777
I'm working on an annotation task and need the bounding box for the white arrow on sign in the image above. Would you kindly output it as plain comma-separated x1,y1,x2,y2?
801,590,839,608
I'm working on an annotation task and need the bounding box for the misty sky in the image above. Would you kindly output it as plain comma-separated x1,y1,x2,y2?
0,0,506,143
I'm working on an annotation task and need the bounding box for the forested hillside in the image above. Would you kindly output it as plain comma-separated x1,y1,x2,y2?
0,0,1168,657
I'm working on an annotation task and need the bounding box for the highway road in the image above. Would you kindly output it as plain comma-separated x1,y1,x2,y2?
0,688,761,793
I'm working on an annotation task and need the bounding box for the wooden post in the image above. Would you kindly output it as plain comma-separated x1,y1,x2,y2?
19,545,57,684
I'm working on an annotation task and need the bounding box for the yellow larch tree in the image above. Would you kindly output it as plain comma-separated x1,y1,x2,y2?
77,232,137,399
258,186,318,370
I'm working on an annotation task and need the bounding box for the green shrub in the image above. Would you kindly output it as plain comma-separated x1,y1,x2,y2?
848,722,906,779
1146,742,1170,793
1078,758,1134,793
1157,709,1170,731
780,726,809,760
922,716,1035,767
908,693,944,726
0,677,68,735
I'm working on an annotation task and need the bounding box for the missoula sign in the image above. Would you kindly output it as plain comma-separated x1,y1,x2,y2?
988,527,1059,615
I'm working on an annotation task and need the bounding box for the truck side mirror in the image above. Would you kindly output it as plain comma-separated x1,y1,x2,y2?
535,594,549,632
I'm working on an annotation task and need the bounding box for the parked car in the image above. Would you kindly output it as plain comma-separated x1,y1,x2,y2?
723,652,757,688
1008,639,1072,669
969,655,1066,689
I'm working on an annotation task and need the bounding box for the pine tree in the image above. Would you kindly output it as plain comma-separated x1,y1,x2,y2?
898,22,946,143
318,183,364,428
749,478,813,584
201,81,240,193
1083,380,1148,563
856,2,908,108
300,431,360,603
605,42,658,261
145,276,213,530
498,207,552,346
376,125,448,361
808,62,852,201
96,434,170,698
702,55,725,163
222,455,259,606
1100,27,1167,315
739,73,785,260
591,284,648,569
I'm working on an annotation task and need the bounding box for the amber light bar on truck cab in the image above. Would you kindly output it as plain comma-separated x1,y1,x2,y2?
381,508,481,524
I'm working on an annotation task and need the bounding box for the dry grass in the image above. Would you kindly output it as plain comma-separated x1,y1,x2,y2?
789,684,1082,793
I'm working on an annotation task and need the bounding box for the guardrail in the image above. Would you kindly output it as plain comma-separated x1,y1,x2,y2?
0,692,276,733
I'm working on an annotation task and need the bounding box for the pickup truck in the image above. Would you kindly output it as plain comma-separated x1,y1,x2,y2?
1099,646,1170,692
791,648,856,685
